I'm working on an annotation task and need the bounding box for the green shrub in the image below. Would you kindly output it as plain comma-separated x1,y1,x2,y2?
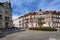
29,27,57,31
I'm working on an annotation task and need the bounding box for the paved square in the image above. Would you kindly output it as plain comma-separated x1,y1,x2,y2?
0,30,60,40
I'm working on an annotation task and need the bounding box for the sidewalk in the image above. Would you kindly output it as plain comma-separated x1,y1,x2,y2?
0,28,25,38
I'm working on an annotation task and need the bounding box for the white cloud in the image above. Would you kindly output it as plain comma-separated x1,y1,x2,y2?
12,15,20,20
12,14,25,20
12,15,17,19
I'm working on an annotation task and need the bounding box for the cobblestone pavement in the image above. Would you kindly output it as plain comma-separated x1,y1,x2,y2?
0,30,60,40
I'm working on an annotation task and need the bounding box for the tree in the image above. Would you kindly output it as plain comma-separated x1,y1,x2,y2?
38,17,43,27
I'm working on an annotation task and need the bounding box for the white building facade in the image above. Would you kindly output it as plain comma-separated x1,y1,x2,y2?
0,2,12,29
13,9,60,28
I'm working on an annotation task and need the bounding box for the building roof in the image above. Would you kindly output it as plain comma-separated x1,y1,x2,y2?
18,12,38,18
0,2,11,9
0,2,4,6
18,10,60,19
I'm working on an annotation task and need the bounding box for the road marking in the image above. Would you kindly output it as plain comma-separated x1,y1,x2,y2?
49,38,56,40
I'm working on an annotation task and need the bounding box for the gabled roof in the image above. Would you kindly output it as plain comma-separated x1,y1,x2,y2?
19,12,38,18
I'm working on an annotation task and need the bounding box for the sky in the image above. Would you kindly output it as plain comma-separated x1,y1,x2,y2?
0,0,60,19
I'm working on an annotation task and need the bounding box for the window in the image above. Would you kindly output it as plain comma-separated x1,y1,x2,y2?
0,22,2,26
48,14,52,17
32,15,34,18
36,15,39,18
14,24,15,26
0,15,2,19
0,7,2,13
19,24,21,26
4,3,9,8
5,10,9,15
53,15,56,17
26,19,28,23
5,16,9,20
19,21,21,26
36,24,37,27
31,19,34,22
19,21,21,23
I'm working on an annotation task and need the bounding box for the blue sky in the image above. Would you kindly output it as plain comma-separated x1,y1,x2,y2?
0,0,60,19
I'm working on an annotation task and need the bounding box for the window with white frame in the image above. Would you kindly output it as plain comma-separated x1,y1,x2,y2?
53,18,56,22
53,15,56,17
32,15,34,18
36,15,40,18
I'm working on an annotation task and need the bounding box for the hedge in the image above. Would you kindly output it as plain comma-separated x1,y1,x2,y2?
29,27,57,31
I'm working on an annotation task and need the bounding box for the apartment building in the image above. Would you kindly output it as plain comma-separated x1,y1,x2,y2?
13,9,60,28
0,2,12,29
